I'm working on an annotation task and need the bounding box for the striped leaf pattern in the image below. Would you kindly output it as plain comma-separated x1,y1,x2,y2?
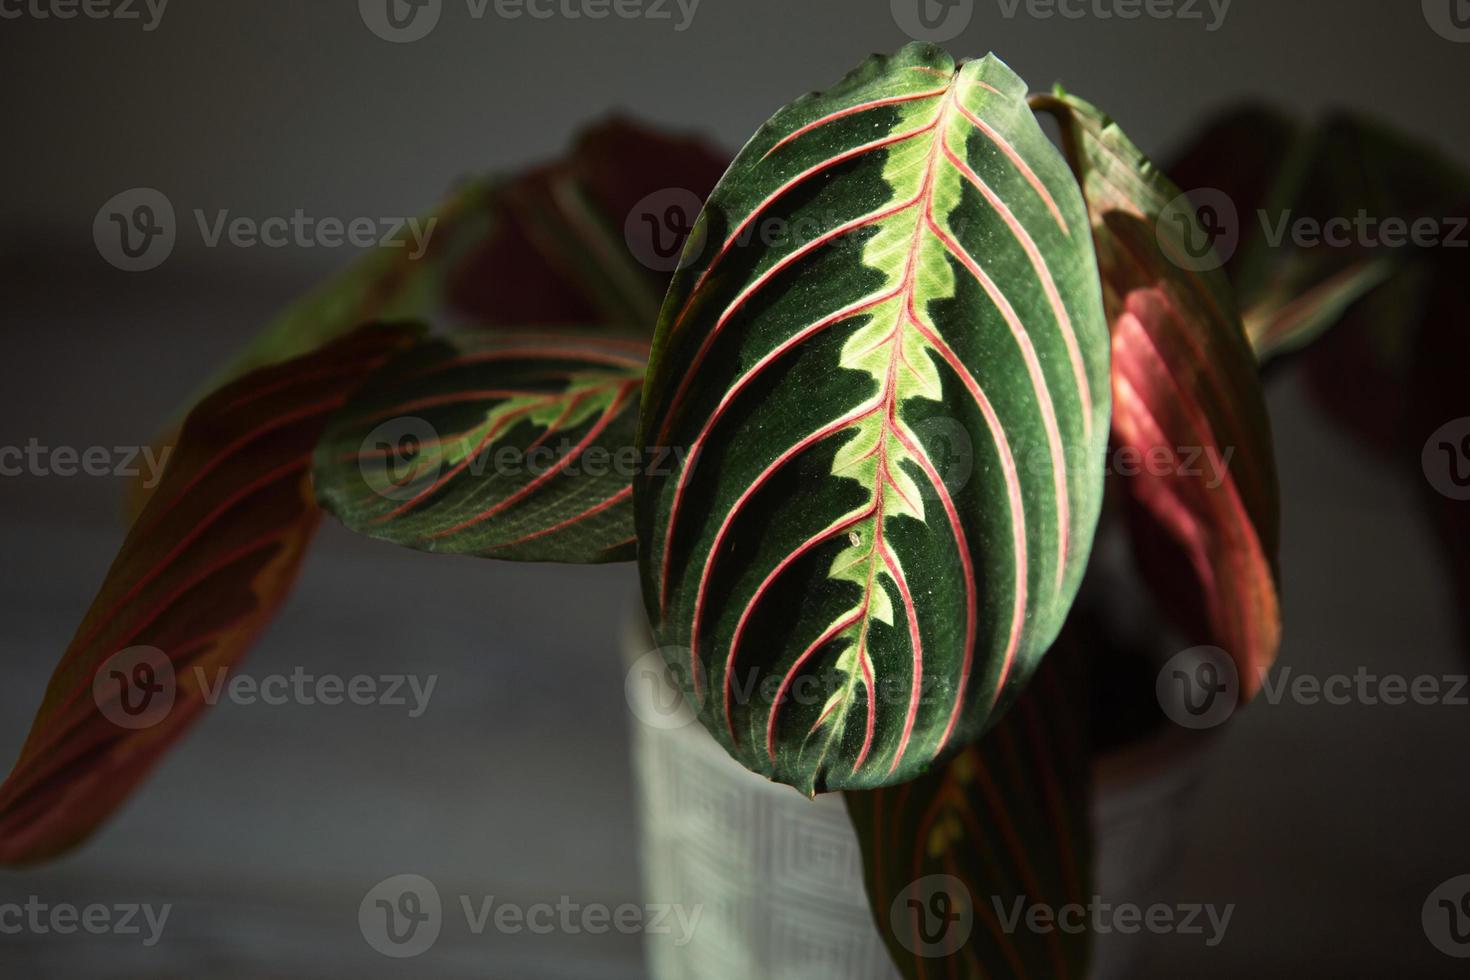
0,326,417,864
313,331,647,562
636,44,1111,794
1040,92,1281,700
846,641,1091,980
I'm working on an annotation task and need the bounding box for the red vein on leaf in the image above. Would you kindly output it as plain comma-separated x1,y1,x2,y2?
353,389,565,419
653,193,926,450
954,100,1068,234
3,599,278,818
855,647,878,773
342,394,563,512
8,527,299,796
769,82,956,779
132,400,341,542
766,610,866,764
657,287,902,615
664,119,944,339
420,384,635,541
971,759,1073,980
924,211,1069,600
942,138,1094,445
685,399,880,699
723,503,876,742
934,777,1036,980
212,355,394,416
879,540,922,777
490,485,634,552
370,387,604,522
761,87,949,160
58,459,310,685
902,310,1022,723
64,397,345,679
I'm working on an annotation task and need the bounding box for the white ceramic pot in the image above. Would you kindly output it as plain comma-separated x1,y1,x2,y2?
624,631,1212,980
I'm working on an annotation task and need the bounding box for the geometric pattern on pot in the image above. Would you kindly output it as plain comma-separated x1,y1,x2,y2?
637,43,1111,793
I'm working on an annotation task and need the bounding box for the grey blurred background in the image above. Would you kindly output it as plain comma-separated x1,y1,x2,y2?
1,1,1468,976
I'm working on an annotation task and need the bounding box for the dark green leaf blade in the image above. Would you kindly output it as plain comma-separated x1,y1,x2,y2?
313,330,646,563
846,640,1091,980
637,44,1111,793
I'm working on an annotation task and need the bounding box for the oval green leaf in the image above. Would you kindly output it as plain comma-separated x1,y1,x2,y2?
636,44,1110,793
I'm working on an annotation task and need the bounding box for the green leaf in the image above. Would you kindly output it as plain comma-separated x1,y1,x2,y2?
846,636,1091,979
0,325,418,865
636,44,1111,794
313,330,646,563
1040,91,1282,700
